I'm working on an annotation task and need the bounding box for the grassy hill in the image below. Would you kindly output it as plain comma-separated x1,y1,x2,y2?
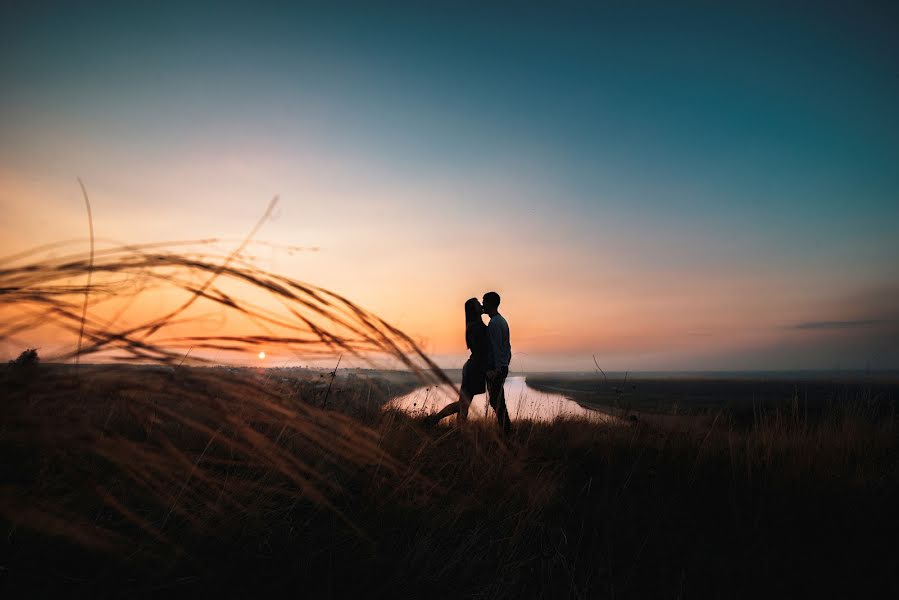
2,363,897,598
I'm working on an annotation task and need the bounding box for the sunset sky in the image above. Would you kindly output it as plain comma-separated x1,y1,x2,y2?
2,1,898,371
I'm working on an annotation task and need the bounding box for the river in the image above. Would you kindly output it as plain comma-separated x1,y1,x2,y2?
386,376,612,423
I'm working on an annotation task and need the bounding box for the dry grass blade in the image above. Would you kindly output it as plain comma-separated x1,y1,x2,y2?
75,177,94,367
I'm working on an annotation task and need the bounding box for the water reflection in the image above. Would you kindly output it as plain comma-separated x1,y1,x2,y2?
387,376,612,423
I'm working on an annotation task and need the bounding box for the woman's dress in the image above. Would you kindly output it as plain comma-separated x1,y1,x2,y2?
461,322,488,396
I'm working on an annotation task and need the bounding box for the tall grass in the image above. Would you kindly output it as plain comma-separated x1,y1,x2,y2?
0,234,448,377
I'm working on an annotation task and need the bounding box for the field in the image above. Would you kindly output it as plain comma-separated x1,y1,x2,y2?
3,362,898,598
527,371,899,427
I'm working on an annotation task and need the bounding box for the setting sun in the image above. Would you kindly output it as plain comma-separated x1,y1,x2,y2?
258,351,266,360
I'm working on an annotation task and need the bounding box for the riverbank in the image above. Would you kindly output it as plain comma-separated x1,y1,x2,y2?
526,372,899,428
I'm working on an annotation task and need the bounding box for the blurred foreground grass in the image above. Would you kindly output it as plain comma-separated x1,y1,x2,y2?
2,363,897,599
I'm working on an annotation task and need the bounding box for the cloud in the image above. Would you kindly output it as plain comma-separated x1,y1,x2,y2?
793,319,886,330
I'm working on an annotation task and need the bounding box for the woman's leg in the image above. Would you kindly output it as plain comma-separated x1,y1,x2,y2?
430,400,460,422
428,389,473,425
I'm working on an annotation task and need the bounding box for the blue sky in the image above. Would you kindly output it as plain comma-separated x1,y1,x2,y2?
2,1,898,369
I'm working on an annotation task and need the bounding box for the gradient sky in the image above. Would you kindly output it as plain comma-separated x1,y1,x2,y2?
2,1,898,370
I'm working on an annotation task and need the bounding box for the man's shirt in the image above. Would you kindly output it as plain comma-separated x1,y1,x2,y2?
487,313,511,370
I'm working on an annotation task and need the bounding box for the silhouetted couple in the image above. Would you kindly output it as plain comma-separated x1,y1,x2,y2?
426,291,512,434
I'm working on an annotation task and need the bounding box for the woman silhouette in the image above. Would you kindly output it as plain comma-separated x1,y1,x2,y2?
426,297,488,424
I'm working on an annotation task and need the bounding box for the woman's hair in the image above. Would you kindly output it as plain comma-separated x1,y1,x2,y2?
464,297,482,325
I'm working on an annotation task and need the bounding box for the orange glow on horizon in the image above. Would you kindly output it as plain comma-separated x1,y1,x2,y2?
2,169,895,371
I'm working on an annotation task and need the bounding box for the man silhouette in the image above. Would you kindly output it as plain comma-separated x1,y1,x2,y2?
483,291,512,434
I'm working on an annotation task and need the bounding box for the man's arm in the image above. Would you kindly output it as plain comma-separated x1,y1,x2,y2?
490,316,511,370
500,318,511,368
487,320,503,377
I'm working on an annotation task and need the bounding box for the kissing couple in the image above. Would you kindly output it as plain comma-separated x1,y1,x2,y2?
426,291,512,434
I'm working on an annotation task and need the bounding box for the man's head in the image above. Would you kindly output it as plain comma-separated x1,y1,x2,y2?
482,291,501,316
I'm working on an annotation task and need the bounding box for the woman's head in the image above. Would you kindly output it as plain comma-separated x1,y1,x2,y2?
464,297,483,324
